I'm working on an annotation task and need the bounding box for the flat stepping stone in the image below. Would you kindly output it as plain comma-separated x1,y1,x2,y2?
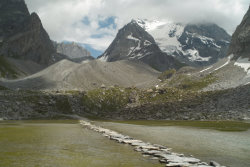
159,154,201,164
122,139,143,144
142,150,162,155
166,162,193,167
137,145,160,150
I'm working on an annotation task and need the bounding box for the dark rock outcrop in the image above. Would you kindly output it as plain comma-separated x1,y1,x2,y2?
228,6,250,59
0,0,66,69
0,0,30,40
98,21,184,72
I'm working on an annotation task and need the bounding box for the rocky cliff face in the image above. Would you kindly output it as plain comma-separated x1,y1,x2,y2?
0,0,65,68
135,19,231,67
0,0,30,40
98,21,184,72
54,42,94,62
228,6,250,59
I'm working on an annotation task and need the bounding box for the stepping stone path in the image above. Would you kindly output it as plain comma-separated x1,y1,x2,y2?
80,120,225,167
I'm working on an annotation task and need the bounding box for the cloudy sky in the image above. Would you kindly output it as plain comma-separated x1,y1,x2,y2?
25,0,249,53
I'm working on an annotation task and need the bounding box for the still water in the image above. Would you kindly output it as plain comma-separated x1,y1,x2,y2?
95,120,250,167
0,120,162,167
1,120,250,167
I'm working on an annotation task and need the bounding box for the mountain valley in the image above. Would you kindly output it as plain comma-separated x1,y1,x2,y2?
1,1,250,167
0,0,250,122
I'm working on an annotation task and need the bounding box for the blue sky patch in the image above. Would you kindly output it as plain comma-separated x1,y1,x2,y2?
98,16,117,29
80,43,103,58
82,16,90,25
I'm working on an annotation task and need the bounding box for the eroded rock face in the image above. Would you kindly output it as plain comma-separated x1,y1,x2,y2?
228,6,250,59
0,0,65,66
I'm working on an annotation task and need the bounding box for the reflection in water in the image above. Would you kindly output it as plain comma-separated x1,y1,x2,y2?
0,121,163,167
96,121,250,167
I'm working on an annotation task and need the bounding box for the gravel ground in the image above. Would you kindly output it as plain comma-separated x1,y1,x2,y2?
0,59,160,91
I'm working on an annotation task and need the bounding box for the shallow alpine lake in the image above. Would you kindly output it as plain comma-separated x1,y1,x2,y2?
95,120,250,167
0,120,162,167
0,120,250,167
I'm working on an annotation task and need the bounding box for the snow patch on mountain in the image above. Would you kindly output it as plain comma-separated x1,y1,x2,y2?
99,53,108,62
134,19,184,55
200,66,213,73
135,19,166,31
234,57,250,75
144,40,152,46
186,32,221,49
127,33,140,41
214,55,232,71
126,33,143,57
186,49,211,62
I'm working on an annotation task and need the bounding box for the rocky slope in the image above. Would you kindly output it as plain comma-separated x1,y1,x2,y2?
0,90,84,120
54,42,94,62
0,0,66,78
135,19,231,67
98,20,184,72
154,55,250,92
0,84,249,120
228,6,250,60
0,59,160,91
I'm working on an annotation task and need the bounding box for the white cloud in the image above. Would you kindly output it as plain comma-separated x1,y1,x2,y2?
25,0,249,51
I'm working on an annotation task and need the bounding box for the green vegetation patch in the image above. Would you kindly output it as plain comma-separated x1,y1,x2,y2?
55,96,72,114
139,87,197,105
0,120,77,125
64,90,81,95
0,85,8,90
82,87,133,113
158,69,176,81
22,95,40,104
0,56,18,78
168,73,217,91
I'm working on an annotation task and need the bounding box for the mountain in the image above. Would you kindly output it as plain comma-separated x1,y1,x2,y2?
54,42,94,62
135,19,231,67
98,20,184,72
228,6,250,60
79,43,103,58
0,59,160,90
0,0,66,78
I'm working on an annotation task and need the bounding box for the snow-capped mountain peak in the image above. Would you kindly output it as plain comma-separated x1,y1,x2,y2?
133,19,185,55
133,18,231,66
